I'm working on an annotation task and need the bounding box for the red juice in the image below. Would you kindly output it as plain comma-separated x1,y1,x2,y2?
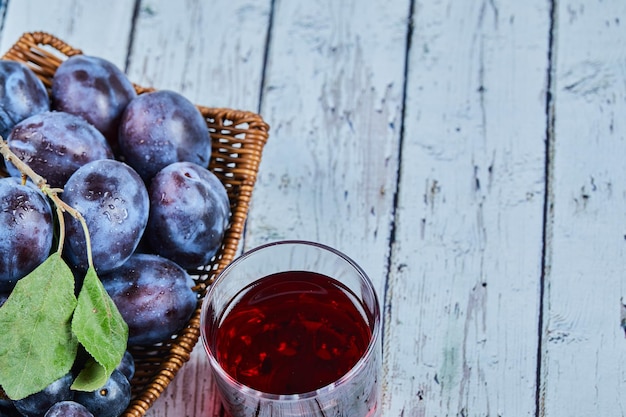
211,270,372,395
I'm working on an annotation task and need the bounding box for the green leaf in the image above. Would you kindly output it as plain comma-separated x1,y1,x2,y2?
0,253,78,400
71,357,107,392
71,267,128,391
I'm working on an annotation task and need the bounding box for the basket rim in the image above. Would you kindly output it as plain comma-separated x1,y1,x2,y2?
1,31,269,417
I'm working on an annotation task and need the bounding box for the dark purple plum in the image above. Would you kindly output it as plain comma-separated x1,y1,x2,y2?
72,370,130,417
100,253,197,346
6,111,113,188
0,403,20,417
118,90,211,181
62,159,149,273
44,401,94,417
116,351,135,382
51,55,136,152
0,177,53,291
146,162,229,269
13,373,73,417
0,292,9,308
0,60,49,140
0,389,19,417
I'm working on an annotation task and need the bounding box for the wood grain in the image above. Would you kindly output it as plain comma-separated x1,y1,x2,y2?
387,0,551,415
540,0,626,415
125,0,271,111
0,0,136,67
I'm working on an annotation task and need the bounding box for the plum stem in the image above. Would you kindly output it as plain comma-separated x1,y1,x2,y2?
0,138,95,269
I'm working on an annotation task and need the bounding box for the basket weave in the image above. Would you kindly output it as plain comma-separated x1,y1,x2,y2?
0,32,269,417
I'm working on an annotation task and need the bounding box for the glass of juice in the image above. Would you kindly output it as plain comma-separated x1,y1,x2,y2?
200,240,381,417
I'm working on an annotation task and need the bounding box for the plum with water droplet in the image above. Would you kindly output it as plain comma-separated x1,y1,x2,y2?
62,159,149,273
6,111,113,188
0,177,53,291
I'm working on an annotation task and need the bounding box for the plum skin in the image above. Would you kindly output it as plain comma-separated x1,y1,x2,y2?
51,55,137,152
72,370,130,417
0,177,53,292
43,401,94,417
6,111,113,188
146,161,230,269
100,253,197,346
62,159,149,274
118,90,211,181
0,60,49,140
116,351,135,382
12,373,73,417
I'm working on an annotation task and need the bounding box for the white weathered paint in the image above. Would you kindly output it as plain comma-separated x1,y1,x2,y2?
1,0,625,416
125,0,271,111
540,0,626,415
0,0,136,68
387,0,551,415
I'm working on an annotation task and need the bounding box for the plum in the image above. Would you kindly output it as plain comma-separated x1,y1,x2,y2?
0,60,49,141
73,370,129,417
44,401,94,417
0,292,8,308
118,90,211,181
0,387,17,417
6,111,113,188
51,55,136,152
115,351,135,382
0,402,20,417
62,159,149,273
100,253,197,346
0,177,53,291
13,373,73,417
146,162,229,269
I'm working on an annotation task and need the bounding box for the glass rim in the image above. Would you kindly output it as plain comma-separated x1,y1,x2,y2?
199,239,382,401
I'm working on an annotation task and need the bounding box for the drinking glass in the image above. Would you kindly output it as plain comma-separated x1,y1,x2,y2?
200,240,382,417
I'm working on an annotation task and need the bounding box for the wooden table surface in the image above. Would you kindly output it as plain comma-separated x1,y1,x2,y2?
2,0,625,416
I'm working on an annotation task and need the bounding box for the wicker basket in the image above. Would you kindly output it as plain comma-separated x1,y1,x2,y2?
0,32,269,417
